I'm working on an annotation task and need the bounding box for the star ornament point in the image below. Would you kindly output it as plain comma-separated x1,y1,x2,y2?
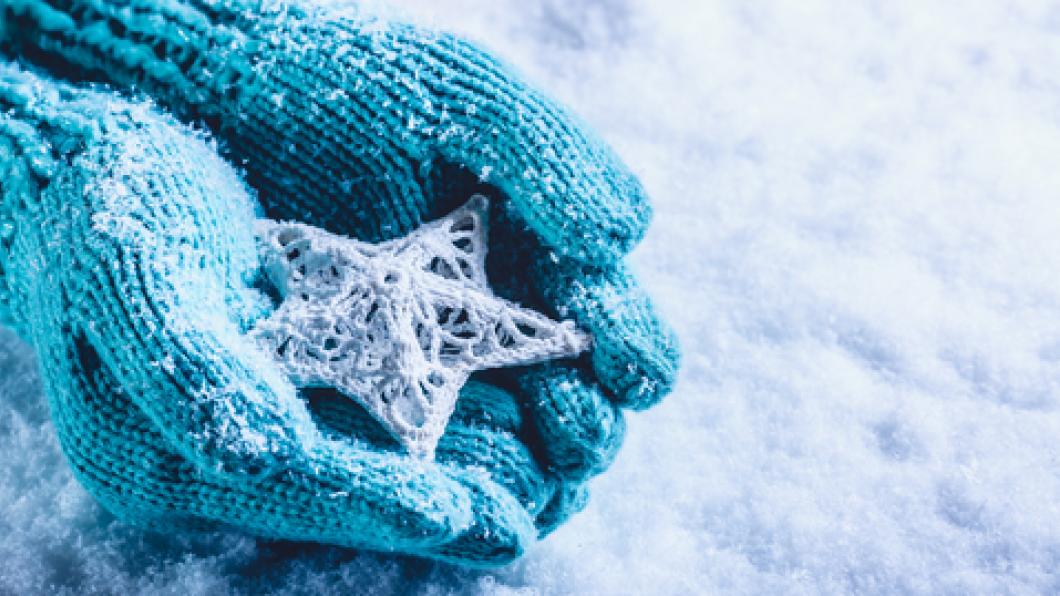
250,196,590,459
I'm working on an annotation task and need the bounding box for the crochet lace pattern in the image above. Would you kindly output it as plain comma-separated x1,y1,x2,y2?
251,196,590,458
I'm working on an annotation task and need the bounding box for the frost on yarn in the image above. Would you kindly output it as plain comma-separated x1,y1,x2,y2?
250,195,590,458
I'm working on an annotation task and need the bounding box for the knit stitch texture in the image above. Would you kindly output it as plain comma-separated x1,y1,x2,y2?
0,0,681,566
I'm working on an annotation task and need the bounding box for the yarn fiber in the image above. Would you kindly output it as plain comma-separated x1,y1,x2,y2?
0,0,681,566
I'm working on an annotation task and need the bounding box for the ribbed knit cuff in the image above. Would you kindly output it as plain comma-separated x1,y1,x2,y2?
0,0,266,121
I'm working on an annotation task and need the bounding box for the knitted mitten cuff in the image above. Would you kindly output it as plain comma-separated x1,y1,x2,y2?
1,0,260,119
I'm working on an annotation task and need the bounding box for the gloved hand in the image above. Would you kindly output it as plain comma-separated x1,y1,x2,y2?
0,62,555,565
0,0,680,559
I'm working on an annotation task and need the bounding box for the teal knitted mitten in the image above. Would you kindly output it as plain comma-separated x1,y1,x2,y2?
0,62,563,565
0,0,681,550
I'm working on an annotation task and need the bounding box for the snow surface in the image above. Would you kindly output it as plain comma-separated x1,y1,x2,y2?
3,0,1060,593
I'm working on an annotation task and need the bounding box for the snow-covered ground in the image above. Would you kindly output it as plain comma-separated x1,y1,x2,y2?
3,0,1060,593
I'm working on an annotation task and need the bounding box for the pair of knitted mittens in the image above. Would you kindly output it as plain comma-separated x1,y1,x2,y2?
0,0,680,567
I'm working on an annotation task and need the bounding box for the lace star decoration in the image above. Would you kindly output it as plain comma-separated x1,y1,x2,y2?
250,196,590,459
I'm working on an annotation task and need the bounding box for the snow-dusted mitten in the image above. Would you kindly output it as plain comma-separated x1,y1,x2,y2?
0,62,554,566
0,0,680,538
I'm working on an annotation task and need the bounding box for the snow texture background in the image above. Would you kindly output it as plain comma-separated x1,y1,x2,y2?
3,0,1060,593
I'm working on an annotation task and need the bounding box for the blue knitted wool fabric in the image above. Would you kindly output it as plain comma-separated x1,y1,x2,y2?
0,63,554,565
0,0,681,566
